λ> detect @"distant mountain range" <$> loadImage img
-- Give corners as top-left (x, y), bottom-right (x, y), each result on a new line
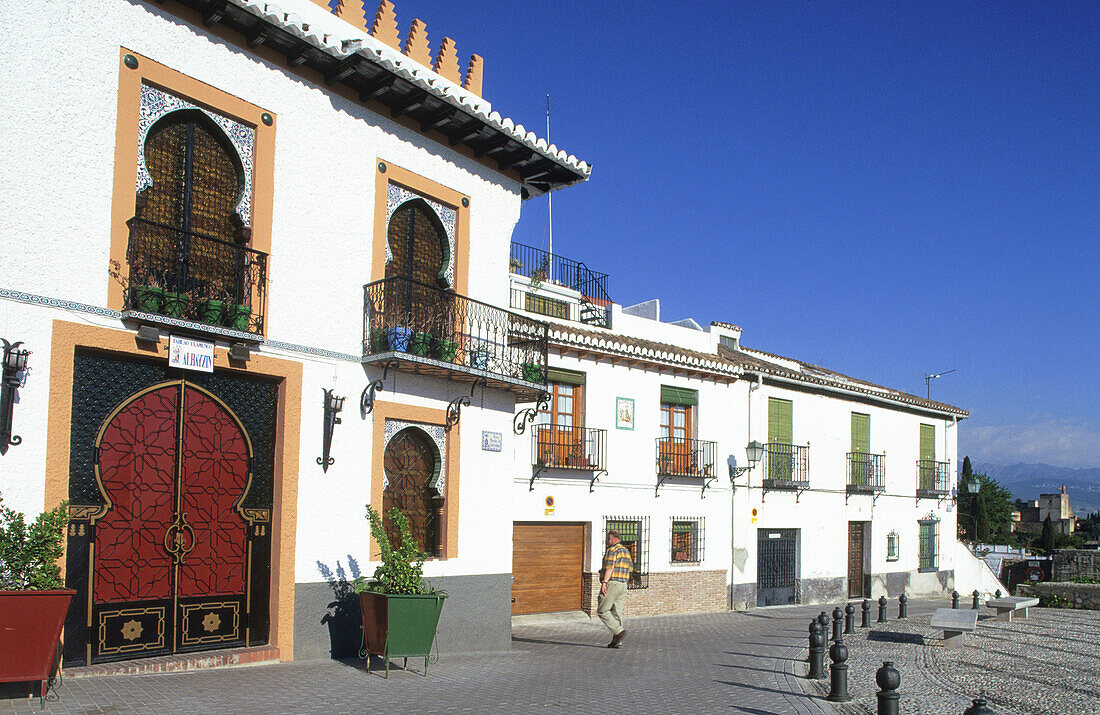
top-left (972, 462), bottom-right (1100, 517)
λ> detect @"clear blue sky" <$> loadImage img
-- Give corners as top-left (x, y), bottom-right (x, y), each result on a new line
top-left (400, 1), bottom-right (1099, 469)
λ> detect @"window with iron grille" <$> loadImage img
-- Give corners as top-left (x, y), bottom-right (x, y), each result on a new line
top-left (918, 520), bottom-right (939, 571)
top-left (886, 530), bottom-right (900, 562)
top-left (671, 517), bottom-right (704, 564)
top-left (525, 292), bottom-right (569, 320)
top-left (604, 516), bottom-right (649, 589)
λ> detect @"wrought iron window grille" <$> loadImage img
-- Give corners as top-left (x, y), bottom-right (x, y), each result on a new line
top-left (529, 424), bottom-right (608, 491)
top-left (670, 517), bottom-right (705, 564)
top-left (918, 519), bottom-right (939, 571)
top-left (845, 452), bottom-right (886, 503)
top-left (604, 516), bottom-right (649, 590)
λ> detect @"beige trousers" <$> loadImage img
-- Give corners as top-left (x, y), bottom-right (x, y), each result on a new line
top-left (597, 580), bottom-right (627, 635)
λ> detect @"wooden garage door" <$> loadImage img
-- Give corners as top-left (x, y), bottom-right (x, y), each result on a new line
top-left (512, 523), bottom-right (585, 615)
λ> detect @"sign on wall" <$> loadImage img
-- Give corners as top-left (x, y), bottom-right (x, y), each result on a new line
top-left (168, 335), bottom-right (214, 373)
top-left (481, 430), bottom-right (502, 452)
top-left (615, 397), bottom-right (634, 430)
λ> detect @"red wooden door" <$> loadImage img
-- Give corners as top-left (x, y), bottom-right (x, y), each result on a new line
top-left (91, 382), bottom-right (252, 662)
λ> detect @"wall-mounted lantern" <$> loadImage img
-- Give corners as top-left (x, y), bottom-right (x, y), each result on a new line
top-left (728, 440), bottom-right (765, 482)
top-left (0, 339), bottom-right (30, 455)
top-left (317, 388), bottom-right (345, 472)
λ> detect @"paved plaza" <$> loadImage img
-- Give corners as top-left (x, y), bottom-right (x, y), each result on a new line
top-left (3, 604), bottom-right (831, 714)
top-left (4, 599), bottom-right (1097, 714)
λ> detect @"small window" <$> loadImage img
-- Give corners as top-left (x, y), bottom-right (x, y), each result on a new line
top-left (605, 516), bottom-right (649, 589)
top-left (886, 531), bottom-right (899, 562)
top-left (719, 335), bottom-right (737, 349)
top-left (525, 292), bottom-right (569, 320)
top-left (918, 520), bottom-right (939, 571)
top-left (671, 517), bottom-right (704, 563)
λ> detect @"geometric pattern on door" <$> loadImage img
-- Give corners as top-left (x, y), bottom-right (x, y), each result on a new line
top-left (89, 381), bottom-right (253, 662)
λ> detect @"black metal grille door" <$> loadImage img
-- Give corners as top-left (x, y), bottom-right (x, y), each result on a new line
top-left (757, 528), bottom-right (798, 606)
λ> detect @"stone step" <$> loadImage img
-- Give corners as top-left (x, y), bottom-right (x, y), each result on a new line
top-left (64, 645), bottom-right (279, 679)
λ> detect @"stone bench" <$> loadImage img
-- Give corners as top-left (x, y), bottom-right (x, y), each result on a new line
top-left (986, 596), bottom-right (1039, 622)
top-left (930, 608), bottom-right (978, 649)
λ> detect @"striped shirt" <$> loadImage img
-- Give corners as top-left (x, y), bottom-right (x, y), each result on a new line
top-left (603, 543), bottom-right (633, 582)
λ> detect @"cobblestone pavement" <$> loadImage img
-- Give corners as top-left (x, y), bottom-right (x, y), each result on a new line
top-left (2, 604), bottom-right (835, 714)
top-left (807, 602), bottom-right (1100, 714)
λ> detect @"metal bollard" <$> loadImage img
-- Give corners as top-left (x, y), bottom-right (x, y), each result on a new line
top-left (995, 589), bottom-right (1002, 598)
top-left (875, 661), bottom-right (901, 715)
top-left (844, 602), bottom-right (855, 634)
top-left (832, 606), bottom-right (843, 642)
top-left (878, 595), bottom-right (888, 623)
top-left (861, 599), bottom-right (871, 628)
top-left (808, 622), bottom-right (826, 680)
top-left (962, 697), bottom-right (996, 714)
top-left (952, 590), bottom-right (959, 609)
top-left (826, 639), bottom-right (851, 702)
top-left (972, 589), bottom-right (980, 610)
top-left (807, 619), bottom-right (818, 663)
top-left (898, 593), bottom-right (908, 619)
top-left (818, 611), bottom-right (830, 637)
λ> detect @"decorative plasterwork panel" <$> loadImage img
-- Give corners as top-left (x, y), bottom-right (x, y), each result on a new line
top-left (136, 83), bottom-right (255, 228)
top-left (382, 419), bottom-right (447, 493)
top-left (385, 184), bottom-right (456, 288)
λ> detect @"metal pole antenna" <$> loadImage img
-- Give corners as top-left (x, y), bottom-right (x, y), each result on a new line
top-left (924, 369), bottom-right (956, 399)
top-left (546, 93), bottom-right (553, 283)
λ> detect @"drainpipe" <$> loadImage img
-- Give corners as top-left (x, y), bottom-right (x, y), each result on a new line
top-left (731, 372), bottom-right (763, 609)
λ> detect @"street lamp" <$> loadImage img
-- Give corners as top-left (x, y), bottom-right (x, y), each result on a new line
top-left (0, 339), bottom-right (30, 455)
top-left (729, 440), bottom-right (765, 481)
top-left (966, 476), bottom-right (980, 494)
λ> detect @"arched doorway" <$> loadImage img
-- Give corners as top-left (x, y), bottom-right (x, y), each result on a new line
top-left (382, 426), bottom-right (442, 556)
top-left (384, 200), bottom-right (453, 339)
top-left (84, 381), bottom-right (259, 662)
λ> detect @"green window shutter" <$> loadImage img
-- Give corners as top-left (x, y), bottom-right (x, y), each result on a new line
top-left (546, 367), bottom-right (585, 386)
top-left (660, 386), bottom-right (698, 406)
top-left (768, 398), bottom-right (792, 444)
top-left (851, 412), bottom-right (870, 454)
top-left (919, 424), bottom-right (936, 461)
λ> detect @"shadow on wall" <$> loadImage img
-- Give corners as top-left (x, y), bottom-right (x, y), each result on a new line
top-left (318, 557), bottom-right (364, 659)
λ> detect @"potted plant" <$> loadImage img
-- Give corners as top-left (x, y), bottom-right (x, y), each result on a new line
top-left (433, 337), bottom-right (458, 363)
top-left (508, 258), bottom-right (522, 274)
top-left (0, 493), bottom-right (75, 703)
top-left (521, 362), bottom-right (545, 383)
top-left (409, 331), bottom-right (433, 357)
top-left (539, 447), bottom-right (556, 467)
top-left (352, 505), bottom-right (446, 677)
top-left (370, 327), bottom-right (390, 353)
top-left (224, 303), bottom-right (252, 331)
top-left (390, 326), bottom-right (413, 352)
top-left (528, 254), bottom-right (549, 291)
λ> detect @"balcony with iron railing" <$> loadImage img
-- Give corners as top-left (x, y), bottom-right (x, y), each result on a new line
top-left (916, 459), bottom-right (951, 496)
top-left (532, 424), bottom-right (607, 472)
top-left (363, 275), bottom-right (549, 400)
top-left (122, 218), bottom-right (267, 337)
top-left (847, 452), bottom-right (886, 493)
top-left (509, 241), bottom-right (612, 328)
top-left (655, 437), bottom-right (717, 478)
top-left (762, 443), bottom-right (810, 489)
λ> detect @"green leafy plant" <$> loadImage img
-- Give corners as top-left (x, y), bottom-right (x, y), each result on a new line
top-left (529, 254), bottom-right (550, 290)
top-left (0, 494), bottom-right (68, 590)
top-left (352, 505), bottom-right (440, 596)
top-left (1038, 592), bottom-right (1072, 608)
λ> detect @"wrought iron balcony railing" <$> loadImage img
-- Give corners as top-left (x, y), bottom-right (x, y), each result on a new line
top-left (655, 437), bottom-right (717, 477)
top-left (123, 218), bottom-right (267, 334)
top-left (916, 459), bottom-right (951, 496)
top-left (532, 424), bottom-right (607, 471)
top-left (363, 276), bottom-right (548, 398)
top-left (763, 442), bottom-right (810, 488)
top-left (509, 241), bottom-right (612, 328)
top-left (847, 452), bottom-right (886, 492)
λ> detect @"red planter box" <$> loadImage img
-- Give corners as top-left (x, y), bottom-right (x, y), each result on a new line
top-left (0, 589), bottom-right (76, 697)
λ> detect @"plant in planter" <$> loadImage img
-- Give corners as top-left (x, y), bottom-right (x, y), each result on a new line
top-left (521, 362), bottom-right (545, 383)
top-left (352, 505), bottom-right (446, 677)
top-left (408, 331), bottom-right (433, 357)
top-left (224, 303), bottom-right (252, 331)
top-left (432, 336), bottom-right (459, 363)
top-left (0, 494), bottom-right (75, 703)
top-left (528, 254), bottom-right (550, 291)
top-left (369, 327), bottom-right (390, 353)
top-left (539, 447), bottom-right (556, 467)
top-left (508, 258), bottom-right (523, 274)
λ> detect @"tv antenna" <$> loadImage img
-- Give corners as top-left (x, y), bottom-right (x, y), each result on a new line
top-left (924, 369), bottom-right (955, 399)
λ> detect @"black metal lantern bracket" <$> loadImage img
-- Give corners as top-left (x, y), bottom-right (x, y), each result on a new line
top-left (0, 339), bottom-right (30, 455)
top-left (318, 388), bottom-right (345, 472)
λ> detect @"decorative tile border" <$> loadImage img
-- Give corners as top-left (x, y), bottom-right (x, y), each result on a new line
top-left (137, 84), bottom-right (255, 228)
top-left (385, 184), bottom-right (456, 288)
top-left (0, 288), bottom-right (122, 319)
top-left (382, 419), bottom-right (446, 493)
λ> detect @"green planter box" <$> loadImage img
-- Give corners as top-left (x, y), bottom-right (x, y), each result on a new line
top-left (199, 299), bottom-right (224, 325)
top-left (131, 285), bottom-right (164, 313)
top-left (409, 332), bottom-right (433, 357)
top-left (521, 362), bottom-right (545, 383)
top-left (359, 591), bottom-right (446, 676)
top-left (161, 291), bottom-right (188, 317)
top-left (225, 304), bottom-right (252, 331)
top-left (434, 338), bottom-right (458, 363)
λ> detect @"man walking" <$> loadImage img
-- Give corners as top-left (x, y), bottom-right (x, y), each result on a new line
top-left (598, 529), bottom-right (633, 648)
